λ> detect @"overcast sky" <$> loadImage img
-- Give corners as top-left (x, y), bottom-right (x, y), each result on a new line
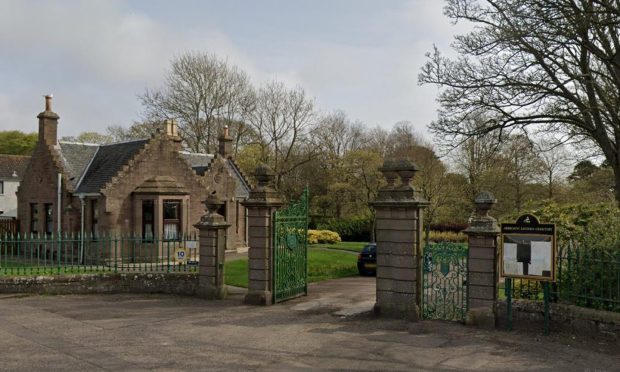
top-left (0, 0), bottom-right (470, 139)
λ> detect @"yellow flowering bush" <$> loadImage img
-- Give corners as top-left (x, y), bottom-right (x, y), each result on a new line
top-left (307, 229), bottom-right (342, 244)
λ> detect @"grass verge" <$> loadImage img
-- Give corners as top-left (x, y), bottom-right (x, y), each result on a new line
top-left (224, 249), bottom-right (358, 288)
top-left (309, 241), bottom-right (368, 252)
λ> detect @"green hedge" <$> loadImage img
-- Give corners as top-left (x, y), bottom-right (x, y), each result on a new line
top-left (506, 202), bottom-right (620, 250)
top-left (316, 216), bottom-right (372, 242)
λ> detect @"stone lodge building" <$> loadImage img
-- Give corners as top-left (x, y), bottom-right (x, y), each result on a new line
top-left (17, 96), bottom-right (250, 251)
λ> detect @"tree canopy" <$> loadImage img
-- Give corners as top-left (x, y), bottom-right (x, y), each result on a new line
top-left (419, 0), bottom-right (620, 204)
top-left (0, 131), bottom-right (37, 155)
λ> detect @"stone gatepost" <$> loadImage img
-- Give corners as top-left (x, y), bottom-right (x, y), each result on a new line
top-left (463, 191), bottom-right (500, 328)
top-left (371, 160), bottom-right (429, 321)
top-left (194, 193), bottom-right (230, 300)
top-left (242, 164), bottom-right (283, 305)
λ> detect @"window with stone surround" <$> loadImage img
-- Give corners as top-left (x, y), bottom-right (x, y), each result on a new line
top-left (44, 203), bottom-right (53, 235)
top-left (142, 200), bottom-right (154, 240)
top-left (91, 199), bottom-right (99, 235)
top-left (30, 203), bottom-right (38, 234)
top-left (163, 200), bottom-right (181, 240)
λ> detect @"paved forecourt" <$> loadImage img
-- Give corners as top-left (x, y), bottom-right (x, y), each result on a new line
top-left (0, 277), bottom-right (618, 371)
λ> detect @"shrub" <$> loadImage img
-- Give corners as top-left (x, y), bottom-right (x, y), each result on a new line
top-left (505, 202), bottom-right (620, 250)
top-left (427, 230), bottom-right (468, 243)
top-left (317, 216), bottom-right (372, 241)
top-left (307, 229), bottom-right (342, 244)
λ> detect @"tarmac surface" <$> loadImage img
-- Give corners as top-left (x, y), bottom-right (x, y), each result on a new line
top-left (0, 276), bottom-right (619, 371)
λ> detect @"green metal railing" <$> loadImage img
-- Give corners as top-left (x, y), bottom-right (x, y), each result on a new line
top-left (0, 233), bottom-right (199, 276)
top-left (509, 241), bottom-right (620, 313)
top-left (422, 242), bottom-right (468, 321)
top-left (273, 188), bottom-right (309, 303)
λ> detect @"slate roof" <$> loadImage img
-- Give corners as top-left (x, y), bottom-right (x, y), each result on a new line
top-left (0, 155), bottom-right (30, 180)
top-left (55, 139), bottom-right (251, 198)
top-left (179, 151), bottom-right (250, 198)
top-left (58, 142), bottom-right (99, 189)
top-left (75, 140), bottom-right (148, 194)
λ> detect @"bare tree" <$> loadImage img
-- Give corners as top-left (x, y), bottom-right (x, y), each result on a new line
top-left (139, 52), bottom-right (254, 153)
top-left (247, 81), bottom-right (317, 189)
top-left (500, 135), bottom-right (545, 211)
top-left (314, 111), bottom-right (365, 169)
top-left (106, 121), bottom-right (164, 142)
top-left (419, 0), bottom-right (620, 205)
top-left (534, 139), bottom-right (572, 199)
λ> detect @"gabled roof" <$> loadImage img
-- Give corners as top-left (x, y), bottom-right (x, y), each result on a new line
top-left (178, 151), bottom-right (251, 198)
top-left (75, 140), bottom-right (148, 194)
top-left (0, 155), bottom-right (30, 180)
top-left (226, 160), bottom-right (251, 198)
top-left (58, 142), bottom-right (99, 189)
top-left (56, 138), bottom-right (251, 198)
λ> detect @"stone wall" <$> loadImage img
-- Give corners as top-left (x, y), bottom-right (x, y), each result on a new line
top-left (16, 142), bottom-right (81, 235)
top-left (99, 135), bottom-right (235, 239)
top-left (496, 300), bottom-right (620, 342)
top-left (0, 273), bottom-right (198, 296)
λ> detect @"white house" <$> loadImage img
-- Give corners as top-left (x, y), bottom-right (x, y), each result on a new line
top-left (0, 155), bottom-right (30, 217)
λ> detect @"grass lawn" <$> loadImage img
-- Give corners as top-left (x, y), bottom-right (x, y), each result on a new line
top-left (224, 249), bottom-right (358, 288)
top-left (309, 241), bottom-right (368, 252)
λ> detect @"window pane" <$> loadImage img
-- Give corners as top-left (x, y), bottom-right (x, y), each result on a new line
top-left (45, 204), bottom-right (53, 234)
top-left (163, 201), bottom-right (180, 219)
top-left (142, 200), bottom-right (154, 240)
top-left (30, 203), bottom-right (38, 233)
top-left (163, 200), bottom-right (181, 240)
top-left (164, 223), bottom-right (179, 240)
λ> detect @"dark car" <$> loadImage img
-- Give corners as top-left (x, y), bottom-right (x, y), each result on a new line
top-left (357, 243), bottom-right (377, 276)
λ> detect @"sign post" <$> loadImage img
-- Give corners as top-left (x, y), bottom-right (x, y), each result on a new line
top-left (500, 214), bottom-right (556, 335)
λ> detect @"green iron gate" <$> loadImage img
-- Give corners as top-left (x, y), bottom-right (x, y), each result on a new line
top-left (273, 188), bottom-right (309, 303)
top-left (422, 242), bottom-right (468, 321)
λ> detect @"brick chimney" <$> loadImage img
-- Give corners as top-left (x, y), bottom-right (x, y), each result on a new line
top-left (37, 94), bottom-right (59, 147)
top-left (218, 125), bottom-right (233, 157)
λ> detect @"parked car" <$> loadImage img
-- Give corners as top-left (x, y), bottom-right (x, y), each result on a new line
top-left (357, 243), bottom-right (376, 276)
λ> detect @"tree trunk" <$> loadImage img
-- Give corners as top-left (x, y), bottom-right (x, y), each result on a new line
top-left (548, 171), bottom-right (553, 199)
top-left (614, 164), bottom-right (620, 207)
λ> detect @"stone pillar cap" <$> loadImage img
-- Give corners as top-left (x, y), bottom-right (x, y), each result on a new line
top-left (253, 163), bottom-right (275, 185)
top-left (195, 192), bottom-right (229, 227)
top-left (475, 191), bottom-right (497, 204)
top-left (379, 159), bottom-right (420, 172)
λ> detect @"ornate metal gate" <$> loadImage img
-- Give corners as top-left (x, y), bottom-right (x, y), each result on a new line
top-left (422, 242), bottom-right (468, 321)
top-left (273, 188), bottom-right (309, 303)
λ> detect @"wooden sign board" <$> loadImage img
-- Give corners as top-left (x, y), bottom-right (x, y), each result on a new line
top-left (500, 214), bottom-right (556, 281)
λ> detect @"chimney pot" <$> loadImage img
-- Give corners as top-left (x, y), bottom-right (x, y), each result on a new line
top-left (45, 94), bottom-right (53, 111)
top-left (218, 124), bottom-right (233, 157)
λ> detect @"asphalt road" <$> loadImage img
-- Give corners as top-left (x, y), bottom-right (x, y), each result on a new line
top-left (0, 277), bottom-right (618, 371)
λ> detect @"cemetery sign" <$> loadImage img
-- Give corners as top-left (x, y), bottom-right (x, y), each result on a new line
top-left (500, 214), bottom-right (556, 281)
